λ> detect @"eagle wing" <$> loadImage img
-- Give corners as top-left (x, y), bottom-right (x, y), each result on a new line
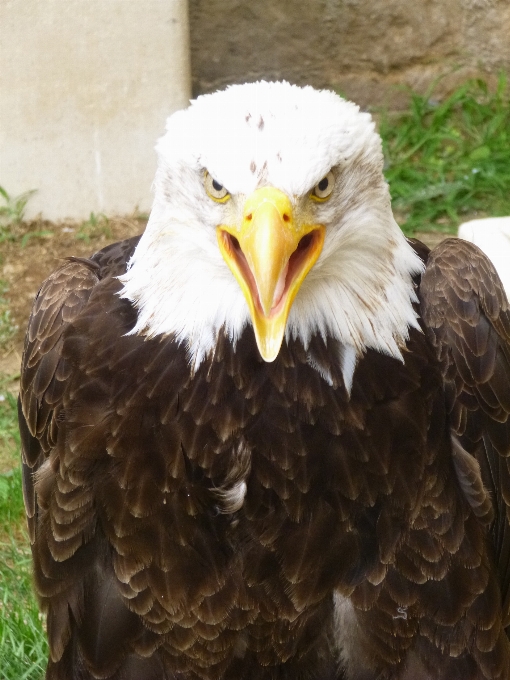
top-left (19, 256), bottom-right (101, 540)
top-left (19, 237), bottom-right (140, 539)
top-left (419, 237), bottom-right (510, 627)
top-left (18, 237), bottom-right (145, 676)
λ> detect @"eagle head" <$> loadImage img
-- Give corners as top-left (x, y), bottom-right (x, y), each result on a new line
top-left (120, 81), bottom-right (423, 371)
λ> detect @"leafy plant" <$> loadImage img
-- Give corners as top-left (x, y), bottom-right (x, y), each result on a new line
top-left (0, 186), bottom-right (36, 242)
top-left (380, 74), bottom-right (510, 234)
top-left (76, 212), bottom-right (112, 242)
top-left (19, 230), bottom-right (53, 249)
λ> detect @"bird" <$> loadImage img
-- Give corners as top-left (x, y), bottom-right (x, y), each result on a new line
top-left (18, 80), bottom-right (510, 680)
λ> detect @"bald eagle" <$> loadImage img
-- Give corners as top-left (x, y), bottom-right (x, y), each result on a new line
top-left (19, 82), bottom-right (510, 680)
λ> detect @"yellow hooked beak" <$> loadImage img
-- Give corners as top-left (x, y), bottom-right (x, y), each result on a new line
top-left (217, 187), bottom-right (325, 362)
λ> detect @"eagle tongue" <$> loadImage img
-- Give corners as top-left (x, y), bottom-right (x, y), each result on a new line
top-left (269, 261), bottom-right (289, 314)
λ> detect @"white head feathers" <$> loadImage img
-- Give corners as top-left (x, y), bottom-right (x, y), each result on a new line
top-left (120, 81), bottom-right (423, 372)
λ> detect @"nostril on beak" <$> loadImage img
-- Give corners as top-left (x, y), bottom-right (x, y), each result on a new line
top-left (245, 213), bottom-right (253, 222)
top-left (282, 213), bottom-right (290, 223)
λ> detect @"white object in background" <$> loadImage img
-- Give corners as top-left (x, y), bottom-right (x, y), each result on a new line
top-left (0, 0), bottom-right (191, 221)
top-left (458, 217), bottom-right (510, 297)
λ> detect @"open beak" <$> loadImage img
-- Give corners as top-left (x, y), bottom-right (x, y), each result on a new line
top-left (217, 187), bottom-right (325, 361)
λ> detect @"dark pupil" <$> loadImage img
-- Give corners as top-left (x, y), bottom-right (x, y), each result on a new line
top-left (212, 179), bottom-right (223, 192)
top-left (318, 177), bottom-right (329, 192)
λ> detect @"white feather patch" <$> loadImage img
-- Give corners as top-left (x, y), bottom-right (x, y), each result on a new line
top-left (119, 81), bottom-right (424, 372)
top-left (211, 439), bottom-right (252, 515)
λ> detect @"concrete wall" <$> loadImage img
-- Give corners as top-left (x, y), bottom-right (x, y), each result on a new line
top-left (189, 0), bottom-right (510, 109)
top-left (2, 0), bottom-right (509, 221)
top-left (0, 0), bottom-right (191, 221)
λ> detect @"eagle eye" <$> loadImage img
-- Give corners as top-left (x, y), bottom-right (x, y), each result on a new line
top-left (204, 171), bottom-right (230, 202)
top-left (311, 171), bottom-right (335, 201)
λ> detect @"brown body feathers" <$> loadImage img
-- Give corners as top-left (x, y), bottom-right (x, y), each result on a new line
top-left (18, 236), bottom-right (510, 679)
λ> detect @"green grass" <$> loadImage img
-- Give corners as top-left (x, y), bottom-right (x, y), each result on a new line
top-left (0, 536), bottom-right (47, 680)
top-left (76, 211), bottom-right (112, 242)
top-left (380, 74), bottom-right (510, 234)
top-left (0, 280), bottom-right (18, 350)
top-left (0, 390), bottom-right (48, 679)
top-left (0, 390), bottom-right (20, 471)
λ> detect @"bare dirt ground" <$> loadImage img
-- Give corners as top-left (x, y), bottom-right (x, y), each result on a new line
top-left (0, 216), bottom-right (147, 385)
top-left (0, 219), bottom-right (448, 390)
